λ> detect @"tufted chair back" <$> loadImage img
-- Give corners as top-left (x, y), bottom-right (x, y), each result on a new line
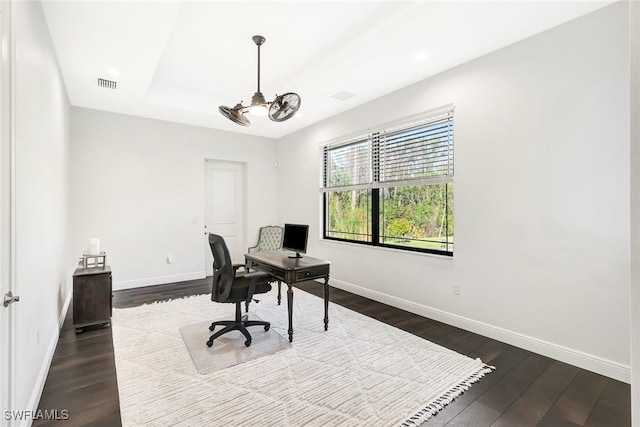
top-left (248, 226), bottom-right (284, 253)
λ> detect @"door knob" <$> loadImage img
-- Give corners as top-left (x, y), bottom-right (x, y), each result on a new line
top-left (3, 291), bottom-right (20, 308)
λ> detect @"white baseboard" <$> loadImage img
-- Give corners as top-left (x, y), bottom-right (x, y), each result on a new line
top-left (22, 290), bottom-right (72, 427)
top-left (328, 278), bottom-right (631, 384)
top-left (59, 290), bottom-right (71, 329)
top-left (113, 271), bottom-right (206, 291)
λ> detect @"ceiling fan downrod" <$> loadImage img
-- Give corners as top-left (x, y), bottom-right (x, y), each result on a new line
top-left (253, 35), bottom-right (265, 94)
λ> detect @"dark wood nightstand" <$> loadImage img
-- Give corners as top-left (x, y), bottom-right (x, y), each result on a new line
top-left (72, 265), bottom-right (112, 333)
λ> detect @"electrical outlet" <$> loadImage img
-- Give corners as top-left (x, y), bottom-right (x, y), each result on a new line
top-left (452, 282), bottom-right (461, 295)
top-left (166, 255), bottom-right (173, 264)
top-left (36, 328), bottom-right (40, 345)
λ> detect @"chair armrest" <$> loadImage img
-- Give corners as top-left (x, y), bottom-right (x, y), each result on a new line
top-left (232, 262), bottom-right (245, 276)
top-left (248, 246), bottom-right (258, 253)
top-left (243, 270), bottom-right (268, 278)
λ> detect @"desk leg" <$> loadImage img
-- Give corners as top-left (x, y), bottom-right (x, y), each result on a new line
top-left (287, 283), bottom-right (294, 342)
top-left (323, 277), bottom-right (329, 331)
top-left (277, 281), bottom-right (282, 305)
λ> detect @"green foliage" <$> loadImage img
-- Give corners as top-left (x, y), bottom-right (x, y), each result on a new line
top-left (327, 190), bottom-right (371, 241)
top-left (326, 183), bottom-right (454, 251)
top-left (387, 218), bottom-right (411, 237)
top-left (381, 184), bottom-right (452, 242)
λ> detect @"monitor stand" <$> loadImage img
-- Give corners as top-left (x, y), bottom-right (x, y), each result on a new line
top-left (288, 252), bottom-right (304, 259)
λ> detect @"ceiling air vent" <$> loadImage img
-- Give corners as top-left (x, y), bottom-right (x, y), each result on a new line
top-left (97, 78), bottom-right (117, 90)
top-left (330, 90), bottom-right (355, 101)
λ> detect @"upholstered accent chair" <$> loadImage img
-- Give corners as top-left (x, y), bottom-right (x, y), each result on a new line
top-left (245, 225), bottom-right (284, 310)
top-left (248, 225), bottom-right (284, 253)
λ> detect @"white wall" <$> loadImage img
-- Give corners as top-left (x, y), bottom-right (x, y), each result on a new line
top-left (70, 108), bottom-right (278, 290)
top-left (629, 0), bottom-right (640, 422)
top-left (12, 0), bottom-right (72, 417)
top-left (277, 3), bottom-right (631, 381)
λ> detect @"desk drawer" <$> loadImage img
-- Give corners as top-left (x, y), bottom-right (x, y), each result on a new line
top-left (252, 264), bottom-right (280, 279)
top-left (295, 268), bottom-right (326, 281)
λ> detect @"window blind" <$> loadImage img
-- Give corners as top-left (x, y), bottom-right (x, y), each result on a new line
top-left (322, 135), bottom-right (372, 192)
top-left (377, 113), bottom-right (453, 187)
top-left (321, 110), bottom-right (453, 192)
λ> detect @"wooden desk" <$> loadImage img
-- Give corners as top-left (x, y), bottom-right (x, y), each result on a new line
top-left (244, 251), bottom-right (330, 342)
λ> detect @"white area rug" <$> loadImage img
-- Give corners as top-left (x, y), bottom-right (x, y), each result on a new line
top-left (112, 288), bottom-right (492, 427)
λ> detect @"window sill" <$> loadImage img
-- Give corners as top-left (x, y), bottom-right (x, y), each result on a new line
top-left (319, 237), bottom-right (454, 260)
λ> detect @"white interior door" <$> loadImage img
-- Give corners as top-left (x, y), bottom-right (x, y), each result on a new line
top-left (204, 159), bottom-right (246, 276)
top-left (0, 3), bottom-right (15, 419)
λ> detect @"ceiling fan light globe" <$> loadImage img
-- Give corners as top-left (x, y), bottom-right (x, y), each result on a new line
top-left (249, 104), bottom-right (268, 117)
top-left (249, 91), bottom-right (268, 116)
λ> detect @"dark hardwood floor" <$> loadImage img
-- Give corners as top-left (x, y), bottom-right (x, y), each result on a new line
top-left (35, 278), bottom-right (631, 426)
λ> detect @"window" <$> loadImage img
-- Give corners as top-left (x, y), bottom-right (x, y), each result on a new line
top-left (321, 109), bottom-right (454, 255)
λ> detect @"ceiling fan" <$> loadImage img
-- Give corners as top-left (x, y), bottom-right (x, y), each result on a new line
top-left (219, 35), bottom-right (301, 127)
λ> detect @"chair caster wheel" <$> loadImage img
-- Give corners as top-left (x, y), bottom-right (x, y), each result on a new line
top-left (209, 324), bottom-right (215, 331)
top-left (206, 339), bottom-right (213, 347)
top-left (264, 325), bottom-right (270, 331)
top-left (245, 339), bottom-right (251, 347)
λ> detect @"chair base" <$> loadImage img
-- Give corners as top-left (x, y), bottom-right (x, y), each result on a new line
top-left (207, 301), bottom-right (270, 348)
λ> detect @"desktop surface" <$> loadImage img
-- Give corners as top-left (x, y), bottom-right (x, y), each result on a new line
top-left (246, 250), bottom-right (330, 270)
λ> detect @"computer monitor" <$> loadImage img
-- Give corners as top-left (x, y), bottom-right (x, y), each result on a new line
top-left (282, 223), bottom-right (309, 258)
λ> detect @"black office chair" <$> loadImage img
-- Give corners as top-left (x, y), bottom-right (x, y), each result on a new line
top-left (207, 233), bottom-right (272, 348)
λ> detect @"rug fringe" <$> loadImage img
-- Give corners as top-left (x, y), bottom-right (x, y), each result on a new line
top-left (400, 359), bottom-right (495, 426)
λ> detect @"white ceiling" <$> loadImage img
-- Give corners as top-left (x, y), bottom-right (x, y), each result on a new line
top-left (41, 1), bottom-right (614, 139)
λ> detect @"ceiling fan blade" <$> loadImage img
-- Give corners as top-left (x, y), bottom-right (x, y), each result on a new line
top-left (219, 105), bottom-right (250, 126)
top-left (268, 92), bottom-right (301, 122)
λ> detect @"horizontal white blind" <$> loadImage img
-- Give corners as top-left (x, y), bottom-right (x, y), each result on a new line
top-left (322, 136), bottom-right (372, 191)
top-left (377, 113), bottom-right (453, 187)
top-left (321, 110), bottom-right (453, 192)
